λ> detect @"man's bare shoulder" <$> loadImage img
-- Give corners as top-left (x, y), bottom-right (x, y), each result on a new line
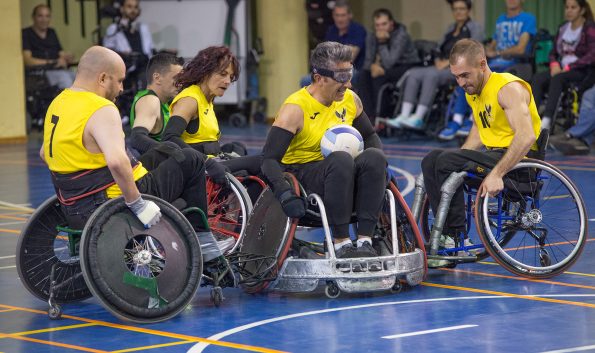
top-left (274, 103), bottom-right (304, 133)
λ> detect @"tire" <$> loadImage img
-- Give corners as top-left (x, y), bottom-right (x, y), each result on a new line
top-left (475, 159), bottom-right (587, 278)
top-left (17, 196), bottom-right (92, 303)
top-left (79, 195), bottom-right (202, 323)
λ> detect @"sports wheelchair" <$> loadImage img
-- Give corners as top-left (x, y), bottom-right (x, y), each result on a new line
top-left (410, 130), bottom-right (588, 278)
top-left (16, 173), bottom-right (256, 322)
top-left (234, 173), bottom-right (426, 298)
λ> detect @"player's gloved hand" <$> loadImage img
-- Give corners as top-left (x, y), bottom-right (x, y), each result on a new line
top-left (206, 158), bottom-right (230, 187)
top-left (275, 187), bottom-right (306, 219)
top-left (126, 196), bottom-right (162, 228)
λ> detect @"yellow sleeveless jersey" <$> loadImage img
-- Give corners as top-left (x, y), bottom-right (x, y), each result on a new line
top-left (465, 72), bottom-right (541, 150)
top-left (44, 89), bottom-right (147, 198)
top-left (170, 85), bottom-right (221, 144)
top-left (281, 88), bottom-right (357, 164)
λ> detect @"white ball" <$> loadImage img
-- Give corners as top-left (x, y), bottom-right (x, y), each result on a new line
top-left (320, 124), bottom-right (364, 158)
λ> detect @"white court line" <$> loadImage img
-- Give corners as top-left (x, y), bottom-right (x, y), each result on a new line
top-left (0, 221), bottom-right (26, 227)
top-left (0, 255), bottom-right (16, 260)
top-left (388, 165), bottom-right (416, 197)
top-left (541, 345), bottom-right (595, 353)
top-left (382, 324), bottom-right (478, 339)
top-left (0, 265), bottom-right (16, 270)
top-left (589, 218), bottom-right (595, 222)
top-left (0, 200), bottom-right (34, 213)
top-left (187, 294), bottom-right (595, 353)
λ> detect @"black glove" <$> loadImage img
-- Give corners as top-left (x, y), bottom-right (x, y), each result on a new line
top-left (275, 188), bottom-right (306, 219)
top-left (205, 158), bottom-right (230, 186)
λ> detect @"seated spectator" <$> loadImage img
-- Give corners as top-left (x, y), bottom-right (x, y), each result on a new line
top-left (549, 84), bottom-right (595, 155)
top-left (22, 4), bottom-right (76, 89)
top-left (441, 0), bottom-right (537, 139)
top-left (357, 8), bottom-right (419, 120)
top-left (388, 0), bottom-right (484, 133)
top-left (103, 0), bottom-right (153, 86)
top-left (531, 0), bottom-right (595, 130)
top-left (300, 0), bottom-right (367, 87)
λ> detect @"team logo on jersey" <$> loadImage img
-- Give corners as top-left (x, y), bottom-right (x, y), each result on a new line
top-left (478, 104), bottom-right (493, 129)
top-left (204, 108), bottom-right (209, 115)
top-left (309, 112), bottom-right (320, 120)
top-left (335, 108), bottom-right (346, 122)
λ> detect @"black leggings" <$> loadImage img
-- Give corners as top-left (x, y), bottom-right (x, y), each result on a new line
top-left (286, 148), bottom-right (387, 238)
top-left (531, 68), bottom-right (592, 118)
top-left (421, 148), bottom-right (505, 233)
top-left (137, 148), bottom-right (208, 229)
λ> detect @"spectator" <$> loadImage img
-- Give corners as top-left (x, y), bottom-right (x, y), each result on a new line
top-left (531, 0), bottom-right (595, 130)
top-left (357, 8), bottom-right (419, 120)
top-left (549, 84), bottom-right (595, 155)
top-left (446, 0), bottom-right (537, 139)
top-left (388, 0), bottom-right (484, 134)
top-left (22, 4), bottom-right (76, 89)
top-left (300, 0), bottom-right (367, 87)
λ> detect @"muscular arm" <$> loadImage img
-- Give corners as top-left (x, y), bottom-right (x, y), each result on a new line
top-left (86, 105), bottom-right (141, 203)
top-left (162, 97), bottom-right (196, 149)
top-left (480, 82), bottom-right (536, 196)
top-left (461, 123), bottom-right (483, 150)
top-left (130, 95), bottom-right (161, 153)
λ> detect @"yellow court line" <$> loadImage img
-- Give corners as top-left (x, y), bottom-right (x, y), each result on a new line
top-left (7, 323), bottom-right (98, 336)
top-left (439, 268), bottom-right (595, 290)
top-left (0, 304), bottom-right (288, 353)
top-left (0, 214), bottom-right (27, 221)
top-left (421, 282), bottom-right (595, 308)
top-left (0, 206), bottom-right (33, 213)
top-left (477, 261), bottom-right (595, 277)
top-left (111, 340), bottom-right (195, 352)
top-left (0, 333), bottom-right (109, 353)
top-left (502, 237), bottom-right (595, 252)
top-left (0, 309), bottom-right (16, 313)
top-left (0, 228), bottom-right (19, 234)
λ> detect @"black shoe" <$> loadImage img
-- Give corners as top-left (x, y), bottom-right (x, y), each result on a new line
top-left (203, 256), bottom-right (237, 288)
top-left (356, 242), bottom-right (379, 258)
top-left (335, 243), bottom-right (357, 258)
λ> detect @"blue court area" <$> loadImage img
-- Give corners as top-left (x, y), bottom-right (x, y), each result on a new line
top-left (0, 126), bottom-right (594, 353)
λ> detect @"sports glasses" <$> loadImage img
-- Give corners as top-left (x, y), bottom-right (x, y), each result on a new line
top-left (312, 66), bottom-right (353, 84)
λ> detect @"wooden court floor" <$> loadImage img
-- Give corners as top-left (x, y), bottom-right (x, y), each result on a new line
top-left (0, 127), bottom-right (594, 353)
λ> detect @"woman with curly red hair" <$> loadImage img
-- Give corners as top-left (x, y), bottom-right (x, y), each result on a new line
top-left (162, 46), bottom-right (262, 176)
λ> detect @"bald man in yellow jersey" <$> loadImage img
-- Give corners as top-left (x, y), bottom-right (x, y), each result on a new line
top-left (261, 42), bottom-right (387, 263)
top-left (421, 39), bottom-right (541, 266)
top-left (40, 46), bottom-right (234, 285)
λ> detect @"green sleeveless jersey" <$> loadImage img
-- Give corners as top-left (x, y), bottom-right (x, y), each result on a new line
top-left (129, 89), bottom-right (170, 141)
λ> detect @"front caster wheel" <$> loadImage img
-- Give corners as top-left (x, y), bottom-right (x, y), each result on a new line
top-left (48, 304), bottom-right (62, 320)
top-left (325, 282), bottom-right (340, 299)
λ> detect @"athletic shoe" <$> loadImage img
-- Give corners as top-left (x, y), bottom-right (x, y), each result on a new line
top-left (441, 235), bottom-right (477, 255)
top-left (400, 116), bottom-right (424, 131)
top-left (356, 242), bottom-right (379, 257)
top-left (427, 258), bottom-right (455, 268)
top-left (335, 243), bottom-right (358, 258)
top-left (386, 114), bottom-right (409, 129)
top-left (455, 119), bottom-right (473, 137)
top-left (437, 121), bottom-right (461, 140)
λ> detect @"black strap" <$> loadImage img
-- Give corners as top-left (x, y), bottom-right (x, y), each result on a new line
top-left (162, 115), bottom-right (192, 149)
top-left (130, 126), bottom-right (160, 155)
top-left (261, 126), bottom-right (295, 193)
top-left (352, 111), bottom-right (382, 149)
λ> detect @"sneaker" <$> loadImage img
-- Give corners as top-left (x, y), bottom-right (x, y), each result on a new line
top-left (551, 136), bottom-right (590, 155)
top-left (455, 119), bottom-right (473, 137)
top-left (216, 237), bottom-right (236, 254)
top-left (386, 114), bottom-right (409, 129)
top-left (400, 116), bottom-right (424, 130)
top-left (356, 241), bottom-right (379, 258)
top-left (335, 243), bottom-right (357, 258)
top-left (427, 258), bottom-right (454, 268)
top-left (437, 121), bottom-right (461, 141)
top-left (440, 235), bottom-right (477, 255)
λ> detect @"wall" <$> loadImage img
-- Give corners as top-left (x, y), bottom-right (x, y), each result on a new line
top-left (0, 0), bottom-right (26, 139)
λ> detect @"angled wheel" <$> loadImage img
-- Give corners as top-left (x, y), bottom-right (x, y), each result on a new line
top-left (80, 195), bottom-right (202, 323)
top-left (475, 159), bottom-right (587, 278)
top-left (207, 173), bottom-right (253, 254)
top-left (17, 196), bottom-right (91, 303)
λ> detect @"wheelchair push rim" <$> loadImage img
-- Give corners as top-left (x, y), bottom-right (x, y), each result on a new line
top-left (79, 195), bottom-right (202, 323)
top-left (475, 160), bottom-right (588, 278)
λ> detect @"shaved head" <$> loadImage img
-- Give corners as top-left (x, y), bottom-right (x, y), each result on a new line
top-left (76, 46), bottom-right (125, 80)
top-left (74, 46), bottom-right (126, 101)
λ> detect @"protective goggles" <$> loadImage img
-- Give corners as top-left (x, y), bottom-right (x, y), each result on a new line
top-left (312, 66), bottom-right (353, 84)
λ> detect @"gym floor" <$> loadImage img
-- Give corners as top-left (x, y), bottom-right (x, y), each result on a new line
top-left (0, 125), bottom-right (593, 353)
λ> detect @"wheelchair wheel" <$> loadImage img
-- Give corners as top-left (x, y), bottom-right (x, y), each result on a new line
top-left (207, 173), bottom-right (253, 254)
top-left (17, 196), bottom-right (91, 303)
top-left (475, 159), bottom-right (587, 278)
top-left (236, 174), bottom-right (299, 293)
top-left (79, 195), bottom-right (202, 323)
top-left (378, 183), bottom-right (426, 256)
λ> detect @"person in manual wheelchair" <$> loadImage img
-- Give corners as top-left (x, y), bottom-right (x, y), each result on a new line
top-left (261, 41), bottom-right (387, 264)
top-left (39, 46), bottom-right (234, 288)
top-left (421, 38), bottom-right (542, 268)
